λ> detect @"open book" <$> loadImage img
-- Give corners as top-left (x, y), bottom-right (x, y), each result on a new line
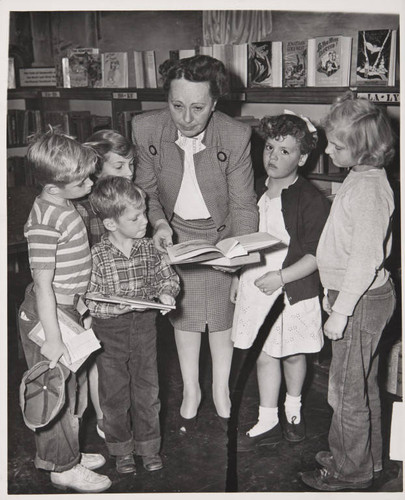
top-left (166, 232), bottom-right (286, 265)
top-left (28, 308), bottom-right (101, 373)
top-left (85, 293), bottom-right (176, 311)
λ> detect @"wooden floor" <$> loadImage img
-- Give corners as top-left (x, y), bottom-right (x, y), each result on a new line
top-left (8, 306), bottom-right (403, 495)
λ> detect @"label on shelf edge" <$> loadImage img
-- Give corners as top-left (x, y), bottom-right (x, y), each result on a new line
top-left (112, 92), bottom-right (138, 99)
top-left (41, 91), bottom-right (60, 98)
top-left (357, 92), bottom-right (399, 103)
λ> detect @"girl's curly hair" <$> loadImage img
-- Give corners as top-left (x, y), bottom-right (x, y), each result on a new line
top-left (259, 114), bottom-right (318, 154)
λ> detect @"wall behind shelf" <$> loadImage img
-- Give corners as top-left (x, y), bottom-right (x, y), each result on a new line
top-left (23, 10), bottom-right (399, 89)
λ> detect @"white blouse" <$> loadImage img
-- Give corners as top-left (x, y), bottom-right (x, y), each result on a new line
top-left (173, 130), bottom-right (211, 220)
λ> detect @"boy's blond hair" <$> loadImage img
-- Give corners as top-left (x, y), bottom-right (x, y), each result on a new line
top-left (27, 127), bottom-right (98, 186)
top-left (89, 176), bottom-right (146, 221)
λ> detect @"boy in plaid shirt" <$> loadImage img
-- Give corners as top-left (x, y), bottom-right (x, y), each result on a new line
top-left (85, 176), bottom-right (180, 475)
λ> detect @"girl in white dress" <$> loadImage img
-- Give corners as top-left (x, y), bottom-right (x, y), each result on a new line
top-left (231, 112), bottom-right (330, 450)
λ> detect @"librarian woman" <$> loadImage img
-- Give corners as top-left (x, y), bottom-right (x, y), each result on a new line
top-left (132, 55), bottom-right (258, 432)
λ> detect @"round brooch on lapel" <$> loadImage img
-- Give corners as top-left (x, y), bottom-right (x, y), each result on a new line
top-left (217, 151), bottom-right (227, 162)
top-left (149, 145), bottom-right (157, 156)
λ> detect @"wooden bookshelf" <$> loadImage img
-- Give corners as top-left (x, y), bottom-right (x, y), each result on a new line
top-left (8, 85), bottom-right (400, 105)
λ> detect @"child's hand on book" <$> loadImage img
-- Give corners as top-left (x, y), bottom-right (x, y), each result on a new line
top-left (213, 265), bottom-right (242, 273)
top-left (41, 338), bottom-right (71, 369)
top-left (158, 294), bottom-right (176, 315)
top-left (112, 303), bottom-right (143, 315)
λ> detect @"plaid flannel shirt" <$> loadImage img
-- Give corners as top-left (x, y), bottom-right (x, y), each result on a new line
top-left (86, 233), bottom-right (180, 318)
top-left (75, 198), bottom-right (106, 247)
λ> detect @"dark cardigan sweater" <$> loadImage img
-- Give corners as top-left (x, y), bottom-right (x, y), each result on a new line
top-left (256, 175), bottom-right (331, 305)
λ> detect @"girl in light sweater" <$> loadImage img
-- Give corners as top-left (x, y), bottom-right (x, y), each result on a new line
top-left (301, 92), bottom-right (397, 492)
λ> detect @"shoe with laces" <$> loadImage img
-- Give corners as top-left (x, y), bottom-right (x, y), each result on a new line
top-left (116, 453), bottom-right (136, 474)
top-left (316, 451), bottom-right (383, 479)
top-left (50, 464), bottom-right (112, 493)
top-left (300, 467), bottom-right (372, 491)
top-left (80, 453), bottom-right (106, 470)
top-left (282, 415), bottom-right (306, 443)
top-left (142, 454), bottom-right (163, 471)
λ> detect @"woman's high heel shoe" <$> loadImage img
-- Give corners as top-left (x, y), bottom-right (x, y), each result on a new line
top-left (179, 414), bottom-right (198, 436)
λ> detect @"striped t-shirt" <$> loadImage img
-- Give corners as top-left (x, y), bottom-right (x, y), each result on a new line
top-left (24, 196), bottom-right (92, 300)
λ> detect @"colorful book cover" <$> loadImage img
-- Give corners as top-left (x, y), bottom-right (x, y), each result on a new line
top-left (248, 41), bottom-right (282, 88)
top-left (307, 35), bottom-right (352, 87)
top-left (356, 29), bottom-right (397, 86)
top-left (283, 40), bottom-right (307, 87)
top-left (102, 52), bottom-right (128, 88)
top-left (67, 50), bottom-right (89, 87)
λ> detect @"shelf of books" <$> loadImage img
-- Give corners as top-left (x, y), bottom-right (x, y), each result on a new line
top-left (8, 85), bottom-right (400, 105)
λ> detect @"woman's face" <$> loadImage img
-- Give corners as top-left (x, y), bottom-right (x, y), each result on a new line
top-left (168, 78), bottom-right (217, 138)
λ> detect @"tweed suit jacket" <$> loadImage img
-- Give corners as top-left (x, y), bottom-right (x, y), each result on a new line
top-left (132, 108), bottom-right (258, 239)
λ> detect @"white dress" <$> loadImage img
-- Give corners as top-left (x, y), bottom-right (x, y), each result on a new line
top-left (231, 191), bottom-right (324, 358)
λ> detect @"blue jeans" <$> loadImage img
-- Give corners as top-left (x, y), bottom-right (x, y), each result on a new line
top-left (327, 278), bottom-right (396, 483)
top-left (92, 310), bottom-right (161, 457)
top-left (18, 283), bottom-right (88, 472)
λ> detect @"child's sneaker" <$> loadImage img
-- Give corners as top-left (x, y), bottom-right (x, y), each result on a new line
top-left (50, 464), bottom-right (112, 493)
top-left (80, 452), bottom-right (106, 470)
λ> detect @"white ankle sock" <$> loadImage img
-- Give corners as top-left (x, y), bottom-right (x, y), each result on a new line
top-left (247, 406), bottom-right (278, 437)
top-left (284, 393), bottom-right (302, 424)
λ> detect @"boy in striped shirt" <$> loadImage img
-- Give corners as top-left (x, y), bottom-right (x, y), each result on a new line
top-left (18, 128), bottom-right (112, 493)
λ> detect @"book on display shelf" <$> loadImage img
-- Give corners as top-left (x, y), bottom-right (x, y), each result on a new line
top-left (178, 49), bottom-right (196, 58)
top-left (356, 29), bottom-right (397, 86)
top-left (199, 46), bottom-right (213, 56)
top-left (248, 41), bottom-right (282, 88)
top-left (283, 39), bottom-right (308, 87)
top-left (85, 293), bottom-right (176, 311)
top-left (63, 48), bottom-right (102, 88)
top-left (102, 52), bottom-right (128, 88)
top-left (134, 50), bottom-right (157, 88)
top-left (166, 232), bottom-right (286, 265)
top-left (307, 35), bottom-right (352, 87)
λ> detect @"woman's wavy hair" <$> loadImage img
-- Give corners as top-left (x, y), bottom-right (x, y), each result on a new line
top-left (323, 91), bottom-right (395, 168)
top-left (159, 55), bottom-right (229, 99)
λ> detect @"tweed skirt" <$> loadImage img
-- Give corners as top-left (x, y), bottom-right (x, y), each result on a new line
top-left (168, 213), bottom-right (234, 333)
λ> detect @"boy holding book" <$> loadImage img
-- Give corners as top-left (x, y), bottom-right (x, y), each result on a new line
top-left (18, 128), bottom-right (112, 493)
top-left (85, 176), bottom-right (180, 474)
